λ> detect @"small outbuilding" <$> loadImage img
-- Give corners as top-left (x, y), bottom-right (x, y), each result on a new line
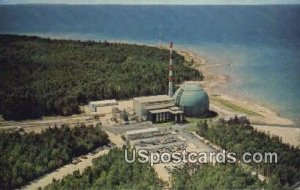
top-left (89, 99), bottom-right (118, 112)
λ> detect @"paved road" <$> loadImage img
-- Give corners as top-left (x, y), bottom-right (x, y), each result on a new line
top-left (0, 115), bottom-right (94, 133)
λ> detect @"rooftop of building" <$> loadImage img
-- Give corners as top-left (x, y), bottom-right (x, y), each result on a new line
top-left (149, 107), bottom-right (183, 114)
top-left (170, 106), bottom-right (181, 111)
top-left (149, 109), bottom-right (171, 114)
top-left (133, 95), bottom-right (174, 103)
top-left (145, 103), bottom-right (175, 110)
top-left (169, 109), bottom-right (184, 114)
top-left (89, 99), bottom-right (118, 106)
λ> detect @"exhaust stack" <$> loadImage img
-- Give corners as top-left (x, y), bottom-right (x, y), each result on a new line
top-left (168, 42), bottom-right (174, 97)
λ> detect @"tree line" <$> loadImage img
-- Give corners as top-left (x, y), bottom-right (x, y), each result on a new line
top-left (171, 164), bottom-right (270, 190)
top-left (197, 116), bottom-right (300, 188)
top-left (45, 148), bottom-right (273, 190)
top-left (0, 34), bottom-right (202, 120)
top-left (44, 148), bottom-right (163, 190)
top-left (0, 125), bottom-right (109, 189)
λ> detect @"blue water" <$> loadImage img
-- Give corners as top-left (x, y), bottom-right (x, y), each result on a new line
top-left (1, 5), bottom-right (300, 122)
top-left (188, 44), bottom-right (300, 122)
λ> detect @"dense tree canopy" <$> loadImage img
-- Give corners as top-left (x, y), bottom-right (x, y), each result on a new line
top-left (197, 117), bottom-right (300, 188)
top-left (0, 125), bottom-right (109, 189)
top-left (45, 149), bottom-right (273, 190)
top-left (45, 148), bottom-right (163, 190)
top-left (0, 34), bottom-right (202, 120)
top-left (172, 164), bottom-right (265, 190)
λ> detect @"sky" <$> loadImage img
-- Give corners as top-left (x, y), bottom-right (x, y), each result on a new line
top-left (1, 0), bottom-right (300, 5)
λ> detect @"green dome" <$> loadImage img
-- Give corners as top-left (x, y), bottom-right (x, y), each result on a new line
top-left (173, 83), bottom-right (209, 116)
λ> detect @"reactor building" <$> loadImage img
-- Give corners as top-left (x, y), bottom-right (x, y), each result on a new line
top-left (173, 82), bottom-right (209, 117)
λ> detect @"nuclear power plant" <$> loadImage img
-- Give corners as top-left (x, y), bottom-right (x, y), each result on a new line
top-left (89, 42), bottom-right (209, 123)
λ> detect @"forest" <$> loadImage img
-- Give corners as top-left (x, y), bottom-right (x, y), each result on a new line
top-left (44, 148), bottom-right (163, 190)
top-left (0, 125), bottom-right (109, 189)
top-left (0, 34), bottom-right (202, 120)
top-left (171, 164), bottom-right (273, 190)
top-left (45, 149), bottom-right (277, 190)
top-left (197, 117), bottom-right (300, 188)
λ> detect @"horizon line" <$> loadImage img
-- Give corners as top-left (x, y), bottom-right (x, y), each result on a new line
top-left (1, 3), bottom-right (300, 5)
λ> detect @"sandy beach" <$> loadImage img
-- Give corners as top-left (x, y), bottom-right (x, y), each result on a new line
top-left (177, 49), bottom-right (300, 147)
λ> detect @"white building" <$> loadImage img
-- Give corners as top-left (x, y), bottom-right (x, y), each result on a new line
top-left (133, 95), bottom-right (183, 123)
top-left (89, 99), bottom-right (118, 112)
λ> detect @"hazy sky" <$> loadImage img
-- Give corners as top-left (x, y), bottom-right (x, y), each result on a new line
top-left (1, 0), bottom-right (300, 5)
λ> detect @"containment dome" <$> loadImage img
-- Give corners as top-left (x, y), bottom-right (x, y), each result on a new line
top-left (173, 83), bottom-right (209, 117)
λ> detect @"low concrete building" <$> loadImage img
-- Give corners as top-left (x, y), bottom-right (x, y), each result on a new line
top-left (133, 95), bottom-right (183, 123)
top-left (89, 99), bottom-right (118, 112)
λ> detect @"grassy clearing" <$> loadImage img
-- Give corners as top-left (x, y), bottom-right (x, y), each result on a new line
top-left (184, 125), bottom-right (199, 132)
top-left (153, 122), bottom-right (174, 128)
top-left (184, 117), bottom-right (212, 132)
top-left (185, 117), bottom-right (207, 124)
top-left (212, 97), bottom-right (261, 116)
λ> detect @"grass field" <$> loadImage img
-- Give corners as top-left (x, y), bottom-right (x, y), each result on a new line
top-left (184, 117), bottom-right (214, 132)
top-left (212, 97), bottom-right (261, 116)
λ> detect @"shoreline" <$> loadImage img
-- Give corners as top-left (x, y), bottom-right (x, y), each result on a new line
top-left (0, 33), bottom-right (298, 146)
top-left (177, 48), bottom-right (300, 147)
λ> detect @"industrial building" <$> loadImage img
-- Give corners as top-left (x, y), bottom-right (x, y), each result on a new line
top-left (87, 42), bottom-right (210, 123)
top-left (173, 82), bottom-right (209, 117)
top-left (88, 99), bottom-right (118, 112)
top-left (133, 95), bottom-right (184, 123)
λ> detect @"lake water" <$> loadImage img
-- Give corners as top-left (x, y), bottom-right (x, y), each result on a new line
top-left (1, 4), bottom-right (299, 123)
